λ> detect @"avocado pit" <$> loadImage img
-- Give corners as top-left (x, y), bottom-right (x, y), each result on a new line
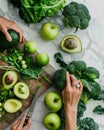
top-left (5, 74), bottom-right (15, 85)
top-left (64, 38), bottom-right (78, 49)
top-left (2, 70), bottom-right (18, 89)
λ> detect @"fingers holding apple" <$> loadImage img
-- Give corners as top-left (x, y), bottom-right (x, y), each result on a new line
top-left (40, 22), bottom-right (59, 40)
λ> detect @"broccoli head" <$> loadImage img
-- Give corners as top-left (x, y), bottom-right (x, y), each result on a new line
top-left (62, 2), bottom-right (91, 31)
top-left (53, 68), bottom-right (66, 91)
top-left (67, 61), bottom-right (86, 78)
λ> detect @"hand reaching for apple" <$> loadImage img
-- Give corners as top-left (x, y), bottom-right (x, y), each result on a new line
top-left (10, 113), bottom-right (32, 130)
top-left (62, 71), bottom-right (83, 130)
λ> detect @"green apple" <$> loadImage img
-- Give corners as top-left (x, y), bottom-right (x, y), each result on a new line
top-left (43, 112), bottom-right (61, 130)
top-left (24, 41), bottom-right (37, 54)
top-left (44, 91), bottom-right (62, 112)
top-left (36, 52), bottom-right (49, 66)
top-left (40, 22), bottom-right (59, 40)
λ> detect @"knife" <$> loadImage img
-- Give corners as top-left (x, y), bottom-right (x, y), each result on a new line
top-left (23, 87), bottom-right (42, 127)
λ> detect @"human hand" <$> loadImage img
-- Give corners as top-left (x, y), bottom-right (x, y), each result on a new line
top-left (10, 113), bottom-right (32, 130)
top-left (0, 16), bottom-right (24, 43)
top-left (62, 71), bottom-right (83, 112)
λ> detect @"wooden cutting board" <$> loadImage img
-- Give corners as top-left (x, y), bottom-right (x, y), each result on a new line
top-left (0, 52), bottom-right (56, 130)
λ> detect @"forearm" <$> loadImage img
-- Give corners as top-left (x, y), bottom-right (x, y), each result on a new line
top-left (65, 107), bottom-right (77, 130)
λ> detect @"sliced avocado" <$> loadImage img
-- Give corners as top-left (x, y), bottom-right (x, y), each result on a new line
top-left (2, 70), bottom-right (18, 89)
top-left (0, 29), bottom-right (19, 50)
top-left (14, 82), bottom-right (29, 99)
top-left (3, 99), bottom-right (22, 113)
top-left (60, 35), bottom-right (82, 53)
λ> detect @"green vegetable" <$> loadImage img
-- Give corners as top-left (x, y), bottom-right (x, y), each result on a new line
top-left (54, 53), bottom-right (67, 68)
top-left (83, 67), bottom-right (100, 80)
top-left (95, 90), bottom-right (104, 100)
top-left (0, 30), bottom-right (19, 50)
top-left (57, 106), bottom-right (65, 130)
top-left (54, 52), bottom-right (102, 100)
top-left (68, 61), bottom-right (86, 78)
top-left (93, 105), bottom-right (104, 115)
top-left (53, 68), bottom-right (66, 91)
top-left (8, 0), bottom-right (66, 24)
top-left (80, 91), bottom-right (89, 104)
top-left (54, 52), bottom-right (102, 129)
top-left (87, 81), bottom-right (101, 98)
top-left (69, 61), bottom-right (86, 71)
top-left (78, 117), bottom-right (99, 130)
top-left (77, 100), bottom-right (86, 119)
top-left (62, 2), bottom-right (91, 31)
top-left (0, 47), bottom-right (42, 80)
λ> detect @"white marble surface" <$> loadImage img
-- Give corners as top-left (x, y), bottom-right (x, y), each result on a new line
top-left (0, 0), bottom-right (104, 130)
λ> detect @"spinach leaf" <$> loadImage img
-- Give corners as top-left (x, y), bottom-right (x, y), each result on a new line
top-left (93, 105), bottom-right (104, 115)
top-left (95, 90), bottom-right (104, 100)
top-left (20, 62), bottom-right (42, 80)
top-left (78, 117), bottom-right (99, 130)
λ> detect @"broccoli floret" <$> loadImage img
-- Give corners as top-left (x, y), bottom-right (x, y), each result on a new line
top-left (84, 67), bottom-right (100, 80)
top-left (62, 2), bottom-right (91, 31)
top-left (67, 64), bottom-right (76, 74)
top-left (53, 68), bottom-right (66, 91)
top-left (67, 61), bottom-right (86, 78)
top-left (67, 15), bottom-right (80, 28)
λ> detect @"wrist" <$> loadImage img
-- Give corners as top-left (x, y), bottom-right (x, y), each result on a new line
top-left (64, 105), bottom-right (77, 114)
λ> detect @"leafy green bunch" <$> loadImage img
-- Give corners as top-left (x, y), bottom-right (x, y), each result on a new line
top-left (62, 2), bottom-right (91, 31)
top-left (53, 53), bottom-right (104, 103)
top-left (0, 47), bottom-right (42, 80)
top-left (8, 0), bottom-right (66, 23)
top-left (53, 53), bottom-right (101, 130)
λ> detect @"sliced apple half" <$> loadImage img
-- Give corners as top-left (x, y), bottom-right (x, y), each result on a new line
top-left (14, 82), bottom-right (29, 99)
top-left (3, 99), bottom-right (22, 113)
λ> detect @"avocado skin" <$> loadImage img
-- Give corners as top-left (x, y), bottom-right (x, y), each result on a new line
top-left (60, 35), bottom-right (82, 53)
top-left (0, 29), bottom-right (19, 50)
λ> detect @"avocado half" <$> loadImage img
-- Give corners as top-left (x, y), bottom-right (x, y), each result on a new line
top-left (3, 99), bottom-right (22, 113)
top-left (14, 82), bottom-right (29, 99)
top-left (60, 35), bottom-right (82, 53)
top-left (0, 29), bottom-right (19, 50)
top-left (2, 70), bottom-right (18, 89)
